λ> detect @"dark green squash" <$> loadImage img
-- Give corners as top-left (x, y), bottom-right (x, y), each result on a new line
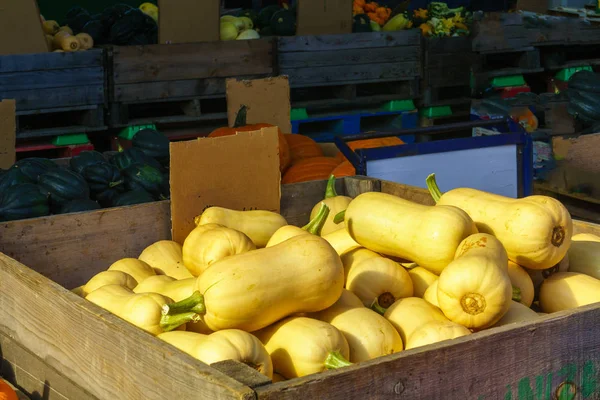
top-left (123, 164), bottom-right (168, 199)
top-left (132, 129), bottom-right (170, 164)
top-left (59, 199), bottom-right (101, 214)
top-left (270, 9), bottom-right (296, 36)
top-left (82, 163), bottom-right (125, 196)
top-left (111, 189), bottom-right (155, 207)
top-left (13, 158), bottom-right (58, 182)
top-left (0, 167), bottom-right (32, 193)
top-left (353, 14), bottom-right (373, 33)
top-left (110, 147), bottom-right (164, 172)
top-left (70, 151), bottom-right (106, 175)
top-left (258, 5), bottom-right (281, 28)
top-left (240, 9), bottom-right (259, 25)
top-left (0, 184), bottom-right (50, 222)
top-left (39, 168), bottom-right (90, 209)
top-left (96, 188), bottom-right (122, 208)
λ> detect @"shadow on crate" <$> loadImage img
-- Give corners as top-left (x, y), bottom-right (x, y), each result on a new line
top-left (16, 106), bottom-right (105, 140)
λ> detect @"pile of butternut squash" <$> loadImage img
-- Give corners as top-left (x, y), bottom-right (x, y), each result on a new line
top-left (41, 15), bottom-right (93, 53)
top-left (72, 173), bottom-right (600, 381)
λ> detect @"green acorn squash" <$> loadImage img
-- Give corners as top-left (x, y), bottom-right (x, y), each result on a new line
top-left (39, 168), bottom-right (90, 209)
top-left (111, 189), bottom-right (155, 207)
top-left (59, 199), bottom-right (101, 214)
top-left (258, 5), bottom-right (281, 28)
top-left (0, 184), bottom-right (50, 222)
top-left (82, 163), bottom-right (125, 196)
top-left (132, 129), bottom-right (170, 164)
top-left (13, 158), bottom-right (58, 182)
top-left (96, 188), bottom-right (121, 208)
top-left (110, 147), bottom-right (164, 172)
top-left (123, 164), bottom-right (168, 199)
top-left (70, 151), bottom-right (106, 175)
top-left (270, 9), bottom-right (296, 36)
top-left (0, 167), bottom-right (33, 193)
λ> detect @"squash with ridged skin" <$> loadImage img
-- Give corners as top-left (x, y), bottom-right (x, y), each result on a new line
top-left (331, 161), bottom-right (356, 178)
top-left (282, 157), bottom-right (340, 184)
top-left (70, 151), bottom-right (105, 175)
top-left (39, 168), bottom-right (90, 209)
top-left (14, 157), bottom-right (58, 182)
top-left (82, 163), bottom-right (124, 196)
top-left (284, 134), bottom-right (323, 163)
top-left (0, 184), bottom-right (49, 222)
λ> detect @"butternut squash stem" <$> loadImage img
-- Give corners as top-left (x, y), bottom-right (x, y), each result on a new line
top-left (324, 175), bottom-right (338, 199)
top-left (425, 173), bottom-right (443, 203)
top-left (370, 299), bottom-right (387, 316)
top-left (109, 180), bottom-right (124, 188)
top-left (302, 203), bottom-right (330, 235)
top-left (512, 286), bottom-right (522, 303)
top-left (162, 291), bottom-right (206, 316)
top-left (160, 312), bottom-right (201, 332)
top-left (324, 351), bottom-right (353, 369)
top-left (333, 210), bottom-right (346, 225)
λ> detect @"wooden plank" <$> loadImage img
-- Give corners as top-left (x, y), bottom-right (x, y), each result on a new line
top-left (0, 68), bottom-right (104, 91)
top-left (0, 201), bottom-right (171, 290)
top-left (256, 303), bottom-right (600, 399)
top-left (2, 86), bottom-right (104, 110)
top-left (278, 30), bottom-right (421, 52)
top-left (425, 37), bottom-right (472, 53)
top-left (211, 360), bottom-right (271, 389)
top-left (115, 78), bottom-right (227, 103)
top-left (0, 255), bottom-right (255, 400)
top-left (278, 46), bottom-right (420, 69)
top-left (0, 50), bottom-right (104, 73)
top-left (283, 62), bottom-right (420, 87)
top-left (113, 40), bottom-right (274, 85)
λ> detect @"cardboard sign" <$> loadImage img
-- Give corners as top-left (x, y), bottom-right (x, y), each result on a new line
top-left (169, 129), bottom-right (280, 244)
top-left (226, 76), bottom-right (292, 134)
top-left (158, 0), bottom-right (219, 44)
top-left (297, 0), bottom-right (352, 35)
top-left (0, 0), bottom-right (47, 55)
top-left (0, 100), bottom-right (16, 169)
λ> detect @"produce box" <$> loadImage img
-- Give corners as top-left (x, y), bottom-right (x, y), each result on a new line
top-left (0, 49), bottom-right (106, 140)
top-left (0, 177), bottom-right (599, 399)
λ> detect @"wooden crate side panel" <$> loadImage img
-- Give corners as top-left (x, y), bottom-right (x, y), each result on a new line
top-left (278, 30), bottom-right (421, 52)
top-left (425, 37), bottom-right (472, 53)
top-left (0, 201), bottom-right (171, 290)
top-left (0, 67), bottom-right (104, 91)
top-left (3, 85), bottom-right (105, 110)
top-left (279, 46), bottom-right (420, 69)
top-left (113, 40), bottom-right (274, 85)
top-left (256, 304), bottom-right (600, 399)
top-left (0, 256), bottom-right (254, 400)
top-left (0, 50), bottom-right (104, 73)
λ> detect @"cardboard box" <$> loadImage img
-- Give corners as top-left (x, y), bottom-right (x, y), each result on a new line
top-left (0, 100), bottom-right (16, 169)
top-left (158, 0), bottom-right (220, 44)
top-left (297, 0), bottom-right (353, 35)
top-left (0, 0), bottom-right (47, 55)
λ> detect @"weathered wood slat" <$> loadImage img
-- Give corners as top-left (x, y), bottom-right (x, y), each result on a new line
top-left (0, 68), bottom-right (104, 91)
top-left (1, 86), bottom-right (104, 111)
top-left (0, 50), bottom-right (103, 73)
top-left (112, 40), bottom-right (274, 85)
top-left (425, 37), bottom-right (472, 54)
top-left (279, 46), bottom-right (420, 69)
top-left (278, 30), bottom-right (421, 52)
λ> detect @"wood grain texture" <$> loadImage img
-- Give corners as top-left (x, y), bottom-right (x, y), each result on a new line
top-left (113, 40), bottom-right (274, 85)
top-left (0, 68), bottom-right (104, 91)
top-left (279, 46), bottom-right (420, 69)
top-left (278, 31), bottom-right (420, 52)
top-left (115, 78), bottom-right (227, 103)
top-left (0, 50), bottom-right (103, 73)
top-left (0, 255), bottom-right (255, 400)
top-left (2, 86), bottom-right (104, 110)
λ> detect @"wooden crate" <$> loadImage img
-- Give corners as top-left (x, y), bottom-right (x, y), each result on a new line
top-left (0, 177), bottom-right (599, 400)
top-left (108, 39), bottom-right (275, 128)
top-left (472, 12), bottom-right (534, 53)
top-left (0, 50), bottom-right (106, 140)
top-left (278, 31), bottom-right (422, 111)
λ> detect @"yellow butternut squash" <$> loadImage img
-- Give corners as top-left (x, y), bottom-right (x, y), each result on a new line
top-left (196, 207), bottom-right (288, 247)
top-left (507, 261), bottom-right (534, 307)
top-left (42, 20), bottom-right (59, 35)
top-left (341, 247), bottom-right (381, 279)
top-left (540, 272), bottom-right (600, 313)
top-left (437, 233), bottom-right (512, 329)
top-left (75, 32), bottom-right (93, 50)
top-left (492, 301), bottom-right (539, 327)
top-left (346, 256), bottom-right (413, 313)
top-left (427, 173), bottom-right (572, 270)
top-left (383, 297), bottom-right (449, 344)
top-left (139, 240), bottom-right (192, 280)
top-left (158, 330), bottom-right (273, 378)
top-left (163, 235), bottom-right (344, 332)
top-left (85, 285), bottom-right (187, 335)
top-left (309, 176), bottom-right (352, 236)
top-left (108, 258), bottom-right (155, 283)
top-left (255, 317), bottom-right (351, 378)
top-left (409, 267), bottom-right (438, 298)
top-left (405, 320), bottom-right (471, 350)
top-left (52, 31), bottom-right (79, 52)
top-left (568, 233), bottom-right (600, 279)
top-left (266, 203), bottom-right (330, 247)
top-left (133, 275), bottom-right (196, 302)
top-left (80, 270), bottom-right (137, 297)
top-left (329, 289), bottom-right (365, 309)
top-left (343, 191), bottom-right (477, 274)
top-left (423, 279), bottom-right (439, 307)
top-left (183, 225), bottom-right (255, 276)
top-left (272, 373), bottom-right (286, 382)
top-left (322, 228), bottom-right (361, 256)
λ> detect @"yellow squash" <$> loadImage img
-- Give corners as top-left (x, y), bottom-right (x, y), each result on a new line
top-left (492, 301), bottom-right (539, 327)
top-left (384, 297), bottom-right (449, 344)
top-left (80, 271), bottom-right (137, 297)
top-left (568, 233), bottom-right (600, 279)
top-left (108, 258), bottom-right (156, 283)
top-left (409, 267), bottom-right (438, 298)
top-left (272, 373), bottom-right (286, 382)
top-left (133, 275), bottom-right (196, 302)
top-left (196, 207), bottom-right (288, 247)
top-left (507, 261), bottom-right (534, 307)
top-left (345, 256), bottom-right (413, 313)
top-left (309, 176), bottom-right (352, 236)
top-left (343, 191), bottom-right (477, 274)
top-left (255, 317), bottom-right (351, 378)
top-left (437, 233), bottom-right (512, 329)
top-left (540, 272), bottom-right (600, 313)
top-left (183, 225), bottom-right (256, 276)
top-left (405, 320), bottom-right (471, 350)
top-left (341, 247), bottom-right (381, 279)
top-left (158, 330), bottom-right (273, 378)
top-left (427, 173), bottom-right (572, 270)
top-left (423, 279), bottom-right (439, 307)
top-left (163, 235), bottom-right (344, 332)
top-left (139, 240), bottom-right (192, 280)
top-left (330, 289), bottom-right (365, 309)
top-left (322, 228), bottom-right (361, 256)
top-left (266, 203), bottom-right (330, 247)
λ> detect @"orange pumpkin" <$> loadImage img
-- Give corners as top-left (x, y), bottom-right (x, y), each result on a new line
top-left (332, 161), bottom-right (356, 178)
top-left (282, 157), bottom-right (340, 184)
top-left (335, 137), bottom-right (405, 163)
top-left (284, 134), bottom-right (323, 163)
top-left (0, 380), bottom-right (18, 400)
top-left (209, 106), bottom-right (291, 172)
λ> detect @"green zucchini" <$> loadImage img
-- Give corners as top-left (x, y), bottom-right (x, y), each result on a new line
top-left (0, 184), bottom-right (50, 222)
